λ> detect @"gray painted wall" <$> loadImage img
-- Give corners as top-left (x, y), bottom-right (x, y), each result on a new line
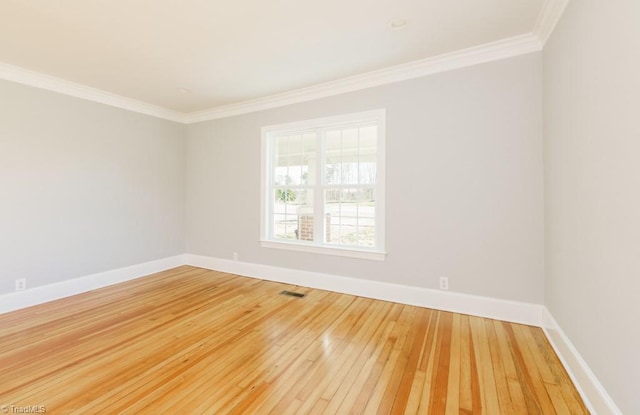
top-left (544, 1), bottom-right (640, 413)
top-left (1, 17), bottom-right (633, 409)
top-left (0, 80), bottom-right (187, 295)
top-left (187, 52), bottom-right (544, 304)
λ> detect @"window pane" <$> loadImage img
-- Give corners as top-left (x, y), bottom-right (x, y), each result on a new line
top-left (340, 128), bottom-right (359, 184)
top-left (297, 207), bottom-right (314, 242)
top-left (301, 133), bottom-right (316, 185)
top-left (324, 126), bottom-right (377, 186)
top-left (358, 125), bottom-right (377, 185)
top-left (274, 133), bottom-right (316, 186)
top-left (273, 187), bottom-right (293, 240)
top-left (325, 130), bottom-right (341, 184)
top-left (274, 135), bottom-right (289, 186)
top-left (325, 187), bottom-right (376, 247)
top-left (272, 188), bottom-right (313, 241)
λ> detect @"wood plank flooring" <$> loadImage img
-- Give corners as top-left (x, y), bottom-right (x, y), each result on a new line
top-left (0, 266), bottom-right (588, 414)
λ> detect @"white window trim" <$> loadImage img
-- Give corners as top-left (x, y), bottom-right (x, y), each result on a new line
top-left (260, 109), bottom-right (386, 260)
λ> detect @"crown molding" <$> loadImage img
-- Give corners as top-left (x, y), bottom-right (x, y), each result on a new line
top-left (1, 32), bottom-right (546, 125)
top-left (534, 0), bottom-right (570, 45)
top-left (0, 62), bottom-right (185, 123)
top-left (184, 33), bottom-right (542, 123)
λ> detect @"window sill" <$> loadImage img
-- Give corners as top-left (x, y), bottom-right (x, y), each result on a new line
top-left (260, 240), bottom-right (386, 261)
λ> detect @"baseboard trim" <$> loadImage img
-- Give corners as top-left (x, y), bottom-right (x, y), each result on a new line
top-left (542, 309), bottom-right (622, 415)
top-left (0, 255), bottom-right (187, 315)
top-left (186, 254), bottom-right (544, 326)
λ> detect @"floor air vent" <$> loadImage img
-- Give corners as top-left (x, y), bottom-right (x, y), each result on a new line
top-left (280, 290), bottom-right (306, 298)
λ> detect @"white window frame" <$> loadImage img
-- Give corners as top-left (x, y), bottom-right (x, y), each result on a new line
top-left (260, 109), bottom-right (386, 261)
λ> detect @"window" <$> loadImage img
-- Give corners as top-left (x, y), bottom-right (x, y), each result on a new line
top-left (261, 109), bottom-right (385, 260)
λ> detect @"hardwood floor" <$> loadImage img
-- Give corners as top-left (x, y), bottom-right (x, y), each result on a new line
top-left (0, 266), bottom-right (588, 414)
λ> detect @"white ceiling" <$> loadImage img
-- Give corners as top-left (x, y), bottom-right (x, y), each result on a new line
top-left (0, 0), bottom-right (551, 117)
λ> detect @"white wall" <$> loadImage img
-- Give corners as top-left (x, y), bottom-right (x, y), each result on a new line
top-left (544, 1), bottom-right (640, 414)
top-left (0, 80), bottom-right (187, 295)
top-left (187, 52), bottom-right (544, 304)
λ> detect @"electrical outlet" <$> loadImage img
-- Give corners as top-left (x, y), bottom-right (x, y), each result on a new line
top-left (232, 252), bottom-right (238, 261)
top-left (439, 276), bottom-right (449, 291)
top-left (15, 278), bottom-right (27, 291)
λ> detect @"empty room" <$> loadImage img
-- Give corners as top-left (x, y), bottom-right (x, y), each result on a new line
top-left (0, 0), bottom-right (636, 414)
